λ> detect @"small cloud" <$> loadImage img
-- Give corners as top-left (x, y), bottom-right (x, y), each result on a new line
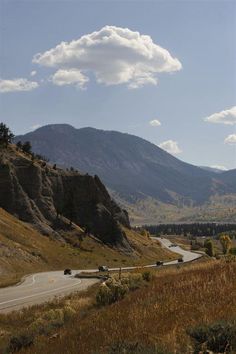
top-left (0, 78), bottom-right (38, 93)
top-left (30, 70), bottom-right (37, 77)
top-left (33, 25), bottom-right (182, 89)
top-left (30, 124), bottom-right (41, 131)
top-left (210, 165), bottom-right (228, 171)
top-left (51, 69), bottom-right (89, 89)
top-left (224, 134), bottom-right (236, 145)
top-left (159, 140), bottom-right (182, 155)
top-left (149, 119), bottom-right (161, 127)
top-left (204, 106), bottom-right (236, 125)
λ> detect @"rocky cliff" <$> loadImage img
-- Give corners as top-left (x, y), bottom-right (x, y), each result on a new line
top-left (0, 146), bottom-right (131, 249)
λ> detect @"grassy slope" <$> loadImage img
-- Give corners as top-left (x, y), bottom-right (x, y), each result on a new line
top-left (22, 260), bottom-right (236, 354)
top-left (0, 208), bottom-right (177, 287)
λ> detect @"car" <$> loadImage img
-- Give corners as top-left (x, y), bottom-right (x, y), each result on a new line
top-left (64, 268), bottom-right (72, 275)
top-left (178, 258), bottom-right (183, 263)
top-left (169, 243), bottom-right (177, 247)
top-left (98, 265), bottom-right (109, 272)
top-left (156, 261), bottom-right (164, 266)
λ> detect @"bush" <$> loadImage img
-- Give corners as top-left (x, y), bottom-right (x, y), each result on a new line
top-left (188, 320), bottom-right (236, 353)
top-left (230, 247), bottom-right (236, 256)
top-left (142, 270), bottom-right (153, 282)
top-left (96, 279), bottom-right (128, 306)
top-left (42, 309), bottom-right (65, 327)
top-left (7, 332), bottom-right (34, 352)
top-left (63, 306), bottom-right (76, 321)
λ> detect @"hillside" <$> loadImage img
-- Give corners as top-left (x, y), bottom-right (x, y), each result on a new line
top-left (12, 260), bottom-right (236, 354)
top-left (0, 208), bottom-right (177, 287)
top-left (0, 145), bottom-right (130, 249)
top-left (15, 124), bottom-right (236, 223)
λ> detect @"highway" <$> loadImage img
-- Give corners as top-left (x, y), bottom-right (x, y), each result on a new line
top-left (0, 238), bottom-right (202, 313)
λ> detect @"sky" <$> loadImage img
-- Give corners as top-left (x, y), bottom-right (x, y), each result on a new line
top-left (0, 0), bottom-right (236, 170)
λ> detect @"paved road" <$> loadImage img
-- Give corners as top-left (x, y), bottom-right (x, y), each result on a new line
top-left (0, 271), bottom-right (98, 313)
top-left (154, 237), bottom-right (202, 264)
top-left (0, 238), bottom-right (202, 313)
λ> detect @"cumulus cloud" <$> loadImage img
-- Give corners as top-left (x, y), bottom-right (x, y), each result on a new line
top-left (210, 165), bottom-right (228, 171)
top-left (149, 119), bottom-right (161, 127)
top-left (159, 140), bottom-right (182, 155)
top-left (33, 25), bottom-right (182, 89)
top-left (204, 106), bottom-right (236, 125)
top-left (0, 78), bottom-right (38, 93)
top-left (30, 70), bottom-right (37, 77)
top-left (224, 134), bottom-right (236, 145)
top-left (51, 69), bottom-right (89, 88)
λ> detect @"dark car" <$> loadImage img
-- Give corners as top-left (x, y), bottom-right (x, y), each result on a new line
top-left (98, 265), bottom-right (109, 272)
top-left (64, 268), bottom-right (72, 275)
top-left (178, 258), bottom-right (183, 263)
top-left (156, 261), bottom-right (164, 266)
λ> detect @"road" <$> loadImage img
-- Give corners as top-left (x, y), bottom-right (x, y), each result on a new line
top-left (154, 237), bottom-right (202, 264)
top-left (0, 238), bottom-right (202, 313)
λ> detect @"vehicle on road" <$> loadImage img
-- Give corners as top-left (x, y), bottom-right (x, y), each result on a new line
top-left (98, 265), bottom-right (108, 272)
top-left (178, 258), bottom-right (183, 263)
top-left (64, 269), bottom-right (72, 275)
top-left (156, 261), bottom-right (164, 266)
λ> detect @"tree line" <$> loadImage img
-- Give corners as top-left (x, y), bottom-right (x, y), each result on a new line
top-left (143, 223), bottom-right (236, 238)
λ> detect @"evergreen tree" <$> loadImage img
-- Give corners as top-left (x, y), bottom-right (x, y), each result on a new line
top-left (22, 141), bottom-right (32, 154)
top-left (0, 123), bottom-right (14, 147)
top-left (204, 239), bottom-right (214, 257)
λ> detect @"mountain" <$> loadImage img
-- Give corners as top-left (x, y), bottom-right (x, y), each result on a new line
top-left (15, 124), bottom-right (236, 223)
top-left (0, 144), bottom-right (131, 249)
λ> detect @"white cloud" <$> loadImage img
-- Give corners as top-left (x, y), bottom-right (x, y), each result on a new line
top-left (33, 25), bottom-right (182, 89)
top-left (210, 165), bottom-right (228, 171)
top-left (0, 78), bottom-right (38, 93)
top-left (51, 69), bottom-right (89, 88)
top-left (159, 140), bottom-right (182, 155)
top-left (204, 106), bottom-right (236, 125)
top-left (30, 70), bottom-right (37, 77)
top-left (149, 119), bottom-right (161, 127)
top-left (224, 134), bottom-right (236, 145)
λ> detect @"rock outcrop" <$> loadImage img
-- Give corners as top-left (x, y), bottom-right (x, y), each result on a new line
top-left (0, 146), bottom-right (131, 249)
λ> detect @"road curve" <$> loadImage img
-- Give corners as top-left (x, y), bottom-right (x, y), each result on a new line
top-left (0, 272), bottom-right (98, 313)
top-left (0, 238), bottom-right (202, 313)
top-left (154, 237), bottom-right (202, 265)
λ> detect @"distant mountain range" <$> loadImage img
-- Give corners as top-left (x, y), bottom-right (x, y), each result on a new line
top-left (15, 124), bottom-right (236, 224)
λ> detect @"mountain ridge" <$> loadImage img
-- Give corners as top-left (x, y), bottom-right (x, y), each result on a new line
top-left (15, 124), bottom-right (236, 223)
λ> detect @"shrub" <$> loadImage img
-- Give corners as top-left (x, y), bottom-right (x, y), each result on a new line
top-left (7, 331), bottom-right (34, 352)
top-left (63, 306), bottom-right (76, 321)
top-left (142, 270), bottom-right (153, 282)
top-left (125, 273), bottom-right (143, 291)
top-left (188, 320), bottom-right (236, 353)
top-left (29, 317), bottom-right (48, 335)
top-left (96, 279), bottom-right (128, 306)
top-left (42, 309), bottom-right (65, 328)
top-left (230, 247), bottom-right (236, 256)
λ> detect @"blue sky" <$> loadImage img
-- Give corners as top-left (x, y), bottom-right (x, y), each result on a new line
top-left (0, 0), bottom-right (235, 169)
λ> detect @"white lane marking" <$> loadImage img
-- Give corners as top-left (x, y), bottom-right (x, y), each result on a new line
top-left (0, 279), bottom-right (82, 307)
top-left (19, 274), bottom-right (36, 288)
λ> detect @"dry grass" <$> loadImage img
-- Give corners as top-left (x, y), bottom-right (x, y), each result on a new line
top-left (0, 209), bottom-right (177, 287)
top-left (19, 259), bottom-right (236, 354)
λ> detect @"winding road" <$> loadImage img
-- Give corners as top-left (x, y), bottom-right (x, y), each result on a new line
top-left (0, 238), bottom-right (202, 313)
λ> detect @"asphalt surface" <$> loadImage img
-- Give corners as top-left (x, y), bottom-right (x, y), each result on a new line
top-left (0, 238), bottom-right (202, 313)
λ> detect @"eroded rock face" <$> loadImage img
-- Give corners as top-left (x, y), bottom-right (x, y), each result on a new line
top-left (0, 147), bottom-right (131, 249)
